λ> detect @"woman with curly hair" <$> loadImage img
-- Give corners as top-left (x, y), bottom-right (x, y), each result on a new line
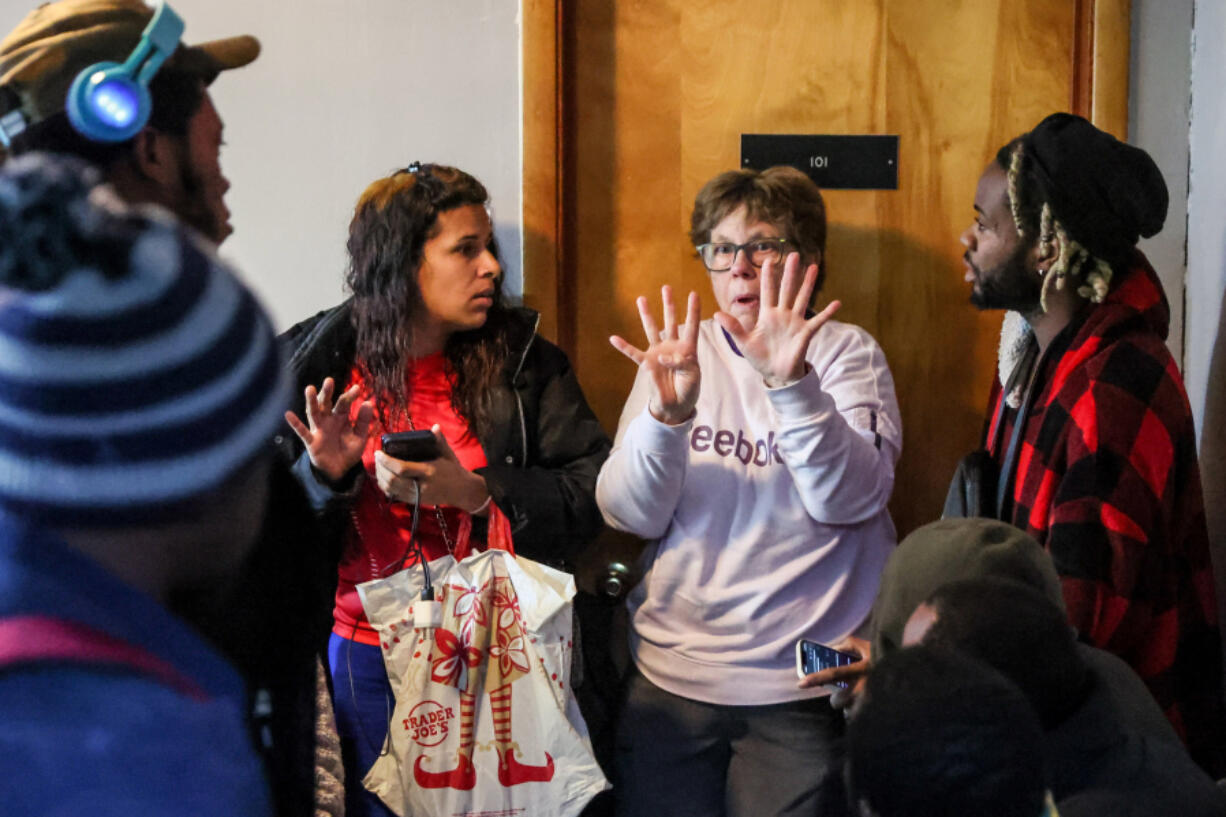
top-left (280, 163), bottom-right (610, 817)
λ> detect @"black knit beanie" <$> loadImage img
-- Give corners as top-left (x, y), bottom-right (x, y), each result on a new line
top-left (1021, 113), bottom-right (1168, 267)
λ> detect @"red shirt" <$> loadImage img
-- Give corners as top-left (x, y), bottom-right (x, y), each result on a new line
top-left (333, 353), bottom-right (488, 645)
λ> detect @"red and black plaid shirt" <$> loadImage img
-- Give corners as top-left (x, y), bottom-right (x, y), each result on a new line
top-left (987, 251), bottom-right (1224, 775)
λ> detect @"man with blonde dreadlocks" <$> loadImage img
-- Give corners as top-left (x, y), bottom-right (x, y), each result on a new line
top-left (958, 112), bottom-right (1224, 777)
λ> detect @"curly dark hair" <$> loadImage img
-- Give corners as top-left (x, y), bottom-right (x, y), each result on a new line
top-left (345, 163), bottom-right (512, 436)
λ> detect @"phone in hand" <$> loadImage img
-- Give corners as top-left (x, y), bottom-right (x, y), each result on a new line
top-left (795, 638), bottom-right (860, 688)
top-left (381, 430), bottom-right (440, 462)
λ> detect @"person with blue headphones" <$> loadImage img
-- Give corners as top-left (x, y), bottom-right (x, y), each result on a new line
top-left (0, 4), bottom-right (339, 815)
top-left (0, 0), bottom-right (257, 246)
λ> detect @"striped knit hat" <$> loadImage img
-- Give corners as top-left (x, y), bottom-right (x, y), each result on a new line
top-left (0, 152), bottom-right (288, 524)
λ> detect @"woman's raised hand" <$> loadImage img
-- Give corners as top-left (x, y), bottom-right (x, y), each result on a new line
top-left (714, 252), bottom-right (840, 388)
top-left (609, 286), bottom-right (701, 426)
top-left (284, 377), bottom-right (375, 482)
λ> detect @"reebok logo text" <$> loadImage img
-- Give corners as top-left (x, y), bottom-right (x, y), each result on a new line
top-left (690, 425), bottom-right (782, 466)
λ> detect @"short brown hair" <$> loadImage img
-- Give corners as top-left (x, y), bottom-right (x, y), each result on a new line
top-left (689, 165), bottom-right (828, 291)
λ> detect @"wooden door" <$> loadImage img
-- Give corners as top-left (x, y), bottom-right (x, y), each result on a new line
top-left (523, 0), bottom-right (1130, 542)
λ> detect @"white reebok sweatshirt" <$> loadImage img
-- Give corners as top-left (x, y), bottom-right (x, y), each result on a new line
top-left (596, 318), bottom-right (901, 705)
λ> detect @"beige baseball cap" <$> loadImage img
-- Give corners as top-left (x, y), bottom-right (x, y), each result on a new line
top-left (0, 0), bottom-right (259, 130)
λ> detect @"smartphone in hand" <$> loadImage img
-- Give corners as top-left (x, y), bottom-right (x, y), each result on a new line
top-left (795, 639), bottom-right (859, 688)
top-left (381, 430), bottom-right (440, 462)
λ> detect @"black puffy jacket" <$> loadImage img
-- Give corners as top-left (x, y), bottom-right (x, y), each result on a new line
top-left (275, 300), bottom-right (611, 564)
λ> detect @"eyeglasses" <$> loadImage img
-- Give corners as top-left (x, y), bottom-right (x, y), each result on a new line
top-left (695, 238), bottom-right (791, 272)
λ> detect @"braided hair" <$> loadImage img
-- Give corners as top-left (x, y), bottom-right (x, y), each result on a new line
top-left (996, 139), bottom-right (1113, 314)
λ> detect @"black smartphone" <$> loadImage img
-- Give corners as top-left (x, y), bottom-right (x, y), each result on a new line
top-left (795, 639), bottom-right (859, 687)
top-left (381, 430), bottom-right (440, 461)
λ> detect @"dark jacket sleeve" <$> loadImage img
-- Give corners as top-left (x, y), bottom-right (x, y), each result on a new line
top-left (290, 449), bottom-right (365, 517)
top-left (275, 303), bottom-right (364, 544)
top-left (477, 339), bottom-right (611, 564)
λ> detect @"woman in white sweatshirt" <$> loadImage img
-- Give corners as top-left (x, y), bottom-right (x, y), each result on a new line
top-left (596, 166), bottom-right (901, 817)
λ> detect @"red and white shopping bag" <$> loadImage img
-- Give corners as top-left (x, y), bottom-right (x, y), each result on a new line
top-left (357, 538), bottom-right (609, 817)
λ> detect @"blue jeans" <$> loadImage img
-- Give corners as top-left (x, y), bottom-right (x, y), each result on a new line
top-left (328, 632), bottom-right (398, 817)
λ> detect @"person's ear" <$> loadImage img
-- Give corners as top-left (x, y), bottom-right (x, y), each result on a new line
top-left (129, 127), bottom-right (180, 188)
top-left (1033, 233), bottom-right (1059, 271)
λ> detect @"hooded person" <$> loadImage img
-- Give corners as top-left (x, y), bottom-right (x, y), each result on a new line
top-left (805, 516), bottom-right (1192, 749)
top-left (912, 578), bottom-right (1226, 817)
top-left (869, 517), bottom-right (1064, 659)
top-left (0, 152), bottom-right (287, 815)
top-left (809, 518), bottom-right (1225, 814)
top-left (1, 6), bottom-right (341, 811)
top-left (955, 113), bottom-right (1223, 775)
top-left (800, 518), bottom-right (1062, 700)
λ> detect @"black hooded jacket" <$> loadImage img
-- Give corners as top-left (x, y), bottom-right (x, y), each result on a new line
top-left (275, 299), bottom-right (611, 574)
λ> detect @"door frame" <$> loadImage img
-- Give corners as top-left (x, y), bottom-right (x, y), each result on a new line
top-left (521, 0), bottom-right (567, 347)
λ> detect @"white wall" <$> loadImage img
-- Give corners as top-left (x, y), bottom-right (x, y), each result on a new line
top-left (1184, 0), bottom-right (1226, 661)
top-left (1129, 0), bottom-right (1193, 366)
top-left (1186, 0), bottom-right (1226, 437)
top-left (1131, 0), bottom-right (1226, 683)
top-left (0, 0), bottom-right (525, 329)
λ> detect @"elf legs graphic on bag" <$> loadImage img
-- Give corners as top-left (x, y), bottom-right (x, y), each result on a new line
top-left (414, 571), bottom-right (555, 791)
top-left (412, 691), bottom-right (478, 790)
top-left (488, 574), bottom-right (556, 786)
top-left (359, 548), bottom-right (608, 816)
top-left (413, 595), bottom-right (482, 791)
top-left (492, 683), bottom-right (556, 786)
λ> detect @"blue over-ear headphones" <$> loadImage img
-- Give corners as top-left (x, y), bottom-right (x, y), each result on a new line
top-left (64, 1), bottom-right (184, 143)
